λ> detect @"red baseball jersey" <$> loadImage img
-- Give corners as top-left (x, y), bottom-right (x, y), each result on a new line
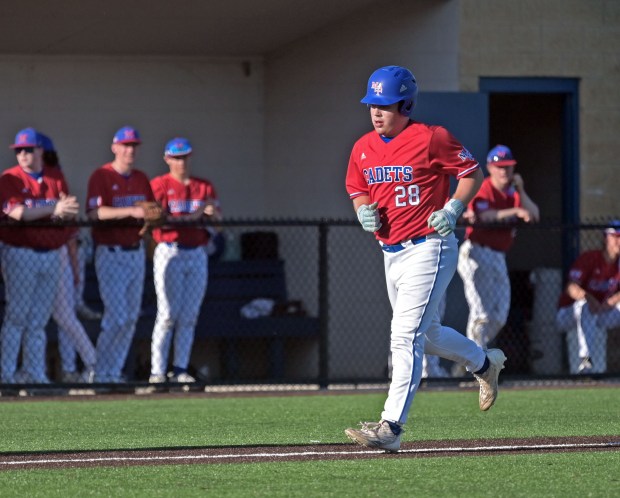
top-left (150, 173), bottom-right (220, 247)
top-left (464, 177), bottom-right (522, 252)
top-left (87, 162), bottom-right (154, 246)
top-left (558, 250), bottom-right (620, 308)
top-left (0, 165), bottom-right (73, 249)
top-left (346, 121), bottom-right (479, 245)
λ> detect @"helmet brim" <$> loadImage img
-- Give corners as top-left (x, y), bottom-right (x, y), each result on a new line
top-left (360, 95), bottom-right (404, 105)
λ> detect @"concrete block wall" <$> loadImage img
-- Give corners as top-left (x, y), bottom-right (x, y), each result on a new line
top-left (459, 0), bottom-right (620, 218)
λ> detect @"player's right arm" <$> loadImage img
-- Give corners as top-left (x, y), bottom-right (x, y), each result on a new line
top-left (352, 195), bottom-right (382, 233)
top-left (352, 195), bottom-right (370, 212)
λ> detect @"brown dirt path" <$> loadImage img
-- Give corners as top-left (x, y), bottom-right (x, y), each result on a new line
top-left (0, 435), bottom-right (617, 470)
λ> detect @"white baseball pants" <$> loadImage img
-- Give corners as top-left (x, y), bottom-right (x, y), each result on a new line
top-left (1, 246), bottom-right (61, 382)
top-left (54, 245), bottom-right (96, 373)
top-left (150, 243), bottom-right (207, 376)
top-left (457, 239), bottom-right (510, 348)
top-left (381, 233), bottom-right (486, 425)
top-left (94, 244), bottom-right (145, 381)
top-left (556, 300), bottom-right (620, 373)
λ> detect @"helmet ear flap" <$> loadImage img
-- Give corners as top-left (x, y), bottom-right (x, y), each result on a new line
top-left (399, 99), bottom-right (413, 116)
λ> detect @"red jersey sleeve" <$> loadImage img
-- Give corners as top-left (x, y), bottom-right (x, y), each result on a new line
top-left (86, 168), bottom-right (106, 212)
top-left (428, 126), bottom-right (479, 179)
top-left (150, 177), bottom-right (165, 204)
top-left (345, 140), bottom-right (369, 200)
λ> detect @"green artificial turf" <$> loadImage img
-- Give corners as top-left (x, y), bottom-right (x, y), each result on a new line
top-left (0, 452), bottom-right (617, 497)
top-left (0, 387), bottom-right (617, 452)
top-left (0, 386), bottom-right (617, 497)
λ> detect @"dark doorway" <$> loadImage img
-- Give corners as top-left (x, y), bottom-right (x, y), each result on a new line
top-left (488, 92), bottom-right (563, 270)
top-left (480, 77), bottom-right (580, 273)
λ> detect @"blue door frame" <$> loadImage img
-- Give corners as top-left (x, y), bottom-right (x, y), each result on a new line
top-left (479, 77), bottom-right (580, 270)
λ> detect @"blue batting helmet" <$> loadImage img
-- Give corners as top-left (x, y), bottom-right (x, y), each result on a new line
top-left (360, 65), bottom-right (418, 116)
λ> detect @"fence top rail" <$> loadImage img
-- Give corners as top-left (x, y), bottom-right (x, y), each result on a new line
top-left (0, 218), bottom-right (617, 229)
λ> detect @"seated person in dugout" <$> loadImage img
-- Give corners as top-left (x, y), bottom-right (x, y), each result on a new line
top-left (556, 220), bottom-right (620, 374)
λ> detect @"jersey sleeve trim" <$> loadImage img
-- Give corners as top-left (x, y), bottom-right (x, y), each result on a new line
top-left (456, 163), bottom-right (480, 178)
top-left (349, 191), bottom-right (367, 199)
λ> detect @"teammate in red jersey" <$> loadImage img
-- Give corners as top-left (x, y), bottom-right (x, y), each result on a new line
top-left (149, 137), bottom-right (221, 384)
top-left (344, 66), bottom-right (506, 453)
top-left (86, 125), bottom-right (154, 383)
top-left (457, 145), bottom-right (540, 352)
top-left (0, 127), bottom-right (79, 383)
top-left (556, 220), bottom-right (620, 374)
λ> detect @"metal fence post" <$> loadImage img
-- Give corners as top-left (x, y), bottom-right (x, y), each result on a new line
top-left (318, 220), bottom-right (329, 388)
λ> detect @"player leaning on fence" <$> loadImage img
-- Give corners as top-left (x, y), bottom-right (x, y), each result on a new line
top-left (148, 137), bottom-right (221, 384)
top-left (0, 127), bottom-right (79, 384)
top-left (344, 66), bottom-right (507, 453)
top-left (86, 126), bottom-right (155, 383)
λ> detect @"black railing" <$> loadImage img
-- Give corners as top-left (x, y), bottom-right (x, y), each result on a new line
top-left (0, 218), bottom-right (617, 393)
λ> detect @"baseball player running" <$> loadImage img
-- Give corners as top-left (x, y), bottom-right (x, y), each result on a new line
top-left (149, 138), bottom-right (221, 384)
top-left (457, 145), bottom-right (539, 350)
top-left (556, 220), bottom-right (620, 374)
top-left (0, 128), bottom-right (79, 383)
top-left (344, 66), bottom-right (507, 452)
top-left (87, 126), bottom-right (154, 383)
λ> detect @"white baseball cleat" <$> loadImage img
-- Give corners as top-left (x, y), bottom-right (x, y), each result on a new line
top-left (474, 348), bottom-right (507, 411)
top-left (168, 372), bottom-right (196, 383)
top-left (345, 420), bottom-right (401, 453)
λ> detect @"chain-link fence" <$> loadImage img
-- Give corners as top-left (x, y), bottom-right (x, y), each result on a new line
top-left (0, 219), bottom-right (618, 392)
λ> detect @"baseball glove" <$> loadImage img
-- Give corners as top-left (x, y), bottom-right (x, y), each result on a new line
top-left (134, 200), bottom-right (166, 236)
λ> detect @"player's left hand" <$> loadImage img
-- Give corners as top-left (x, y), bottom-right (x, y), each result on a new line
top-left (428, 199), bottom-right (464, 236)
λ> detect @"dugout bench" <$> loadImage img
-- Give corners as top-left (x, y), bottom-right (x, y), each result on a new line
top-left (78, 257), bottom-right (319, 381)
top-left (136, 258), bottom-right (319, 380)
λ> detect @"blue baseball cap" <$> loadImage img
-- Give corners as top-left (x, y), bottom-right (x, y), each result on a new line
top-left (10, 127), bottom-right (42, 149)
top-left (486, 144), bottom-right (517, 167)
top-left (113, 126), bottom-right (141, 144)
top-left (604, 219), bottom-right (620, 235)
top-left (164, 137), bottom-right (192, 157)
top-left (38, 133), bottom-right (55, 152)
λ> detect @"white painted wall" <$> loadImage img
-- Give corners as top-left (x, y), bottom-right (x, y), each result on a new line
top-left (0, 56), bottom-right (264, 217)
top-left (264, 0), bottom-right (460, 219)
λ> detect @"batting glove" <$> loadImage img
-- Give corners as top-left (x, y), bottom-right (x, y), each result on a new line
top-left (427, 199), bottom-right (464, 236)
top-left (357, 202), bottom-right (382, 232)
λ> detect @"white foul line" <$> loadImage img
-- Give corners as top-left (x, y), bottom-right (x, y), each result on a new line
top-left (0, 441), bottom-right (618, 467)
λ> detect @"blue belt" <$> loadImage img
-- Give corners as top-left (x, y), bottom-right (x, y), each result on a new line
top-left (107, 244), bottom-right (141, 252)
top-left (380, 236), bottom-right (427, 253)
top-left (164, 242), bottom-right (200, 250)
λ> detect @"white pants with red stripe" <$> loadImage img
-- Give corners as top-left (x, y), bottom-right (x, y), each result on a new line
top-left (381, 233), bottom-right (486, 425)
